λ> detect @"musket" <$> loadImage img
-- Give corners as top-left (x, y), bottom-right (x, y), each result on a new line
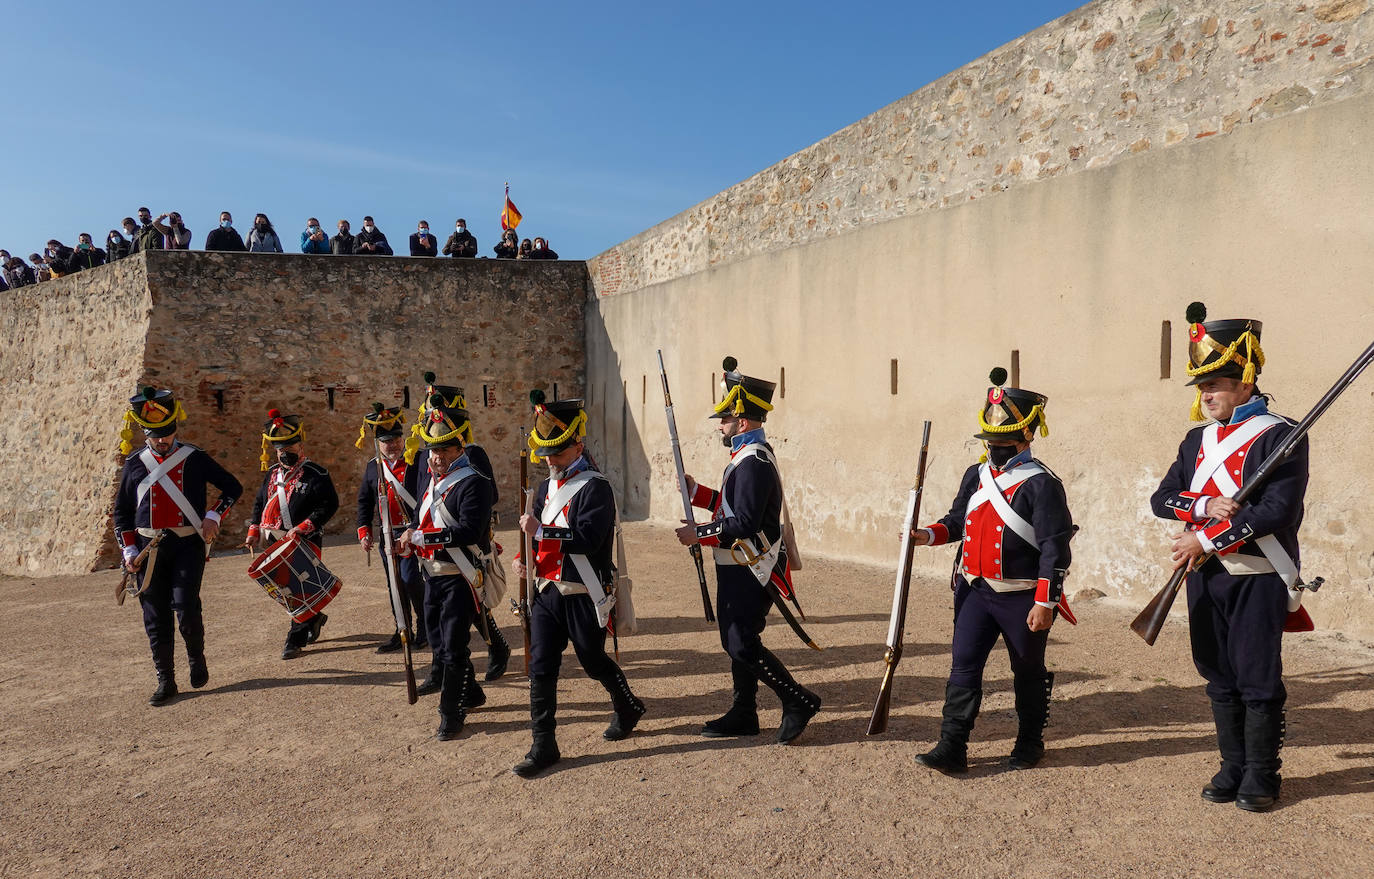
top-left (375, 440), bottom-right (418, 704)
top-left (1131, 338), bottom-right (1374, 645)
top-left (115, 530), bottom-right (166, 606)
top-left (516, 439), bottom-right (534, 676)
top-left (867, 421), bottom-right (932, 735)
top-left (657, 349), bottom-right (715, 622)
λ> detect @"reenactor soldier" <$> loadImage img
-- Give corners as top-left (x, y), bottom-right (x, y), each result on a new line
top-left (676, 357), bottom-right (821, 745)
top-left (356, 403), bottom-right (426, 653)
top-left (405, 373), bottom-right (511, 696)
top-left (398, 393), bottom-right (495, 740)
top-left (511, 391), bottom-right (645, 778)
top-left (1150, 302), bottom-right (1309, 812)
top-left (910, 367), bottom-right (1075, 773)
top-left (246, 409), bottom-right (339, 660)
top-left (113, 387), bottom-right (243, 705)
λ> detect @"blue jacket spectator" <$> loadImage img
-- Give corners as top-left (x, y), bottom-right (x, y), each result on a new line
top-left (301, 218), bottom-right (330, 254)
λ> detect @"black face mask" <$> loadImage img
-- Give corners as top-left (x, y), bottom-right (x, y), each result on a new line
top-left (987, 444), bottom-right (1018, 468)
top-left (278, 451), bottom-right (300, 467)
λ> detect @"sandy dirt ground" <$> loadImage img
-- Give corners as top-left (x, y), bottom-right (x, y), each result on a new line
top-left (2, 521), bottom-right (1372, 879)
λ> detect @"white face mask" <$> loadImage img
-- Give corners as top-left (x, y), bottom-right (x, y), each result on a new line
top-left (456, 226), bottom-right (465, 233)
top-left (364, 224), bottom-right (374, 232)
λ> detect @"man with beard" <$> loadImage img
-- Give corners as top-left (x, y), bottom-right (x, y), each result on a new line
top-left (511, 391), bottom-right (644, 777)
top-left (113, 387), bottom-right (242, 705)
top-left (247, 410), bottom-right (339, 660)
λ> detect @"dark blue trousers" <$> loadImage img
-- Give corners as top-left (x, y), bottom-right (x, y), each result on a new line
top-left (715, 564), bottom-right (772, 665)
top-left (1186, 561), bottom-right (1287, 707)
top-left (948, 577), bottom-right (1048, 690)
top-left (528, 586), bottom-right (619, 681)
top-left (422, 572), bottom-right (478, 669)
top-left (135, 532), bottom-right (207, 675)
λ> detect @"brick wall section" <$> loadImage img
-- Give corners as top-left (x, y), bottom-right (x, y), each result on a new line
top-left (0, 251), bottom-right (590, 575)
top-left (588, 0), bottom-right (1373, 295)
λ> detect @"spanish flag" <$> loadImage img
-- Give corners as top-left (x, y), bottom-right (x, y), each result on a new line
top-left (501, 183), bottom-right (522, 231)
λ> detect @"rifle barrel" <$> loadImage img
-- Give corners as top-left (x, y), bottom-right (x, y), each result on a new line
top-left (658, 349), bottom-right (716, 623)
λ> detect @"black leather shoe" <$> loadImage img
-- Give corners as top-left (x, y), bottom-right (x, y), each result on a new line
top-left (189, 659), bottom-right (209, 689)
top-left (512, 750), bottom-right (561, 778)
top-left (485, 641), bottom-right (511, 682)
top-left (149, 677), bottom-right (178, 706)
top-left (915, 740), bottom-right (968, 774)
top-left (1235, 792), bottom-right (1278, 812)
top-left (1201, 783), bottom-right (1238, 803)
top-left (376, 632), bottom-right (403, 654)
top-left (462, 684), bottom-right (487, 708)
top-left (416, 670), bottom-right (442, 696)
top-left (281, 644), bottom-right (302, 660)
top-left (604, 701), bottom-right (646, 741)
top-left (1006, 742), bottom-right (1045, 771)
top-left (306, 614), bottom-right (327, 644)
top-left (435, 714), bottom-right (465, 741)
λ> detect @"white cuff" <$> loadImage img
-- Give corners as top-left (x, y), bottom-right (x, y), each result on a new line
top-left (1192, 496), bottom-right (1208, 521)
top-left (204, 510), bottom-right (221, 524)
top-left (1034, 600), bottom-right (1056, 610)
top-left (1196, 528), bottom-right (1218, 553)
top-left (922, 528), bottom-right (936, 544)
top-left (535, 525), bottom-right (545, 540)
top-left (122, 546), bottom-right (139, 563)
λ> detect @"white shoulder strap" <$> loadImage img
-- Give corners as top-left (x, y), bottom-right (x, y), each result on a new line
top-left (1190, 415), bottom-right (1283, 495)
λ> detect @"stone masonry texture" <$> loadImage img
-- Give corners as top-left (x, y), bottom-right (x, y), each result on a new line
top-left (588, 0), bottom-right (1374, 295)
top-left (0, 251), bottom-right (588, 575)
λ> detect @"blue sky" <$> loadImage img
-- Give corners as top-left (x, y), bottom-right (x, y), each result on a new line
top-left (1, 1), bottom-right (1081, 263)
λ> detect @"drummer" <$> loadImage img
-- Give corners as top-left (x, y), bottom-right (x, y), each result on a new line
top-left (246, 409), bottom-right (340, 660)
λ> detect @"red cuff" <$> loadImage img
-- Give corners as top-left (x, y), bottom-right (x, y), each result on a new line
top-left (699, 534), bottom-right (721, 548)
top-left (1178, 491), bottom-right (1205, 522)
top-left (119, 530), bottom-right (137, 548)
top-left (1034, 577), bottom-right (1050, 603)
top-left (296, 520), bottom-right (316, 535)
top-left (1202, 519), bottom-right (1241, 555)
top-left (926, 523), bottom-right (950, 547)
top-left (247, 525), bottom-right (261, 538)
top-left (690, 483), bottom-right (714, 508)
top-left (357, 526), bottom-right (371, 541)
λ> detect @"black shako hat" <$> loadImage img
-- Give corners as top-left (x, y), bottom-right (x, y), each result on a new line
top-left (356, 402), bottom-right (407, 450)
top-left (975, 367), bottom-right (1049, 443)
top-left (119, 386), bottom-right (186, 454)
top-left (709, 356), bottom-right (775, 422)
top-left (527, 389), bottom-right (587, 460)
top-left (1184, 301), bottom-right (1264, 387)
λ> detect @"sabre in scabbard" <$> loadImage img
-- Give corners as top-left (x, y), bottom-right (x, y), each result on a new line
top-left (867, 420), bottom-right (932, 736)
top-left (658, 349), bottom-right (716, 623)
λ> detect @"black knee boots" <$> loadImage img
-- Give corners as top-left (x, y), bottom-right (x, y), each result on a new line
top-left (1202, 700), bottom-right (1246, 803)
top-left (485, 613), bottom-right (511, 681)
top-left (436, 662), bottom-right (473, 741)
top-left (1007, 672), bottom-right (1053, 770)
top-left (600, 669), bottom-right (646, 741)
top-left (513, 674), bottom-right (561, 778)
top-left (701, 660), bottom-right (761, 738)
top-left (916, 683), bottom-right (983, 774)
top-left (752, 648), bottom-right (821, 745)
top-left (1236, 704), bottom-right (1284, 812)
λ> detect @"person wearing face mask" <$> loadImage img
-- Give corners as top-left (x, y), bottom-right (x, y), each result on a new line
top-left (68, 233), bottom-right (107, 271)
top-left (330, 219), bottom-right (355, 255)
top-left (247, 410), bottom-right (339, 659)
top-left (525, 237), bottom-right (559, 260)
top-left (1149, 303), bottom-right (1309, 813)
top-left (152, 212), bottom-right (192, 250)
top-left (493, 229), bottom-right (518, 259)
top-left (516, 238), bottom-right (533, 259)
top-left (204, 212), bottom-right (246, 252)
top-left (397, 392), bottom-right (495, 741)
top-left (509, 391), bottom-right (645, 777)
top-left (133, 207), bottom-right (164, 253)
top-left (246, 213), bottom-right (283, 253)
top-left (676, 357), bottom-right (820, 746)
top-left (43, 239), bottom-right (76, 276)
top-left (106, 229), bottom-right (133, 261)
top-left (113, 387), bottom-right (243, 705)
top-left (301, 217), bottom-right (330, 254)
top-left (441, 219), bottom-right (477, 258)
top-left (5, 255), bottom-right (36, 286)
top-left (352, 215), bottom-right (392, 255)
top-left (410, 220), bottom-right (438, 257)
top-left (907, 367), bottom-right (1075, 775)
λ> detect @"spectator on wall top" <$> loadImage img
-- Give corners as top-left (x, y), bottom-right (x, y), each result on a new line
top-left (442, 219), bottom-right (477, 258)
top-left (30, 254), bottom-right (52, 282)
top-left (45, 240), bottom-right (75, 276)
top-left (5, 255), bottom-right (36, 287)
top-left (152, 211), bottom-right (193, 249)
top-left (352, 216), bottom-right (391, 255)
top-left (69, 233), bottom-right (107, 271)
top-left (493, 228), bottom-right (518, 259)
top-left (301, 217), bottom-right (330, 254)
top-left (246, 213), bottom-right (284, 253)
top-left (107, 229), bottom-right (133, 260)
top-left (410, 220), bottom-right (438, 257)
top-left (133, 207), bottom-right (164, 252)
top-left (525, 237), bottom-right (558, 260)
top-left (516, 238), bottom-right (533, 259)
top-left (205, 211), bottom-right (247, 252)
top-left (330, 219), bottom-right (354, 255)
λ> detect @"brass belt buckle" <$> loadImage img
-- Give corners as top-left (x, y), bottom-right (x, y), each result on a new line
top-left (730, 538), bottom-right (762, 567)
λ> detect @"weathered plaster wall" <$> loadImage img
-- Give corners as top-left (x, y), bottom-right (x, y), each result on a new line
top-left (589, 0), bottom-right (1373, 295)
top-left (587, 87), bottom-right (1374, 636)
top-left (0, 251), bottom-right (589, 575)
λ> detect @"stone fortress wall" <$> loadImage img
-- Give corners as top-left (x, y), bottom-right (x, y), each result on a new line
top-left (0, 251), bottom-right (588, 575)
top-left (584, 0), bottom-right (1374, 636)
